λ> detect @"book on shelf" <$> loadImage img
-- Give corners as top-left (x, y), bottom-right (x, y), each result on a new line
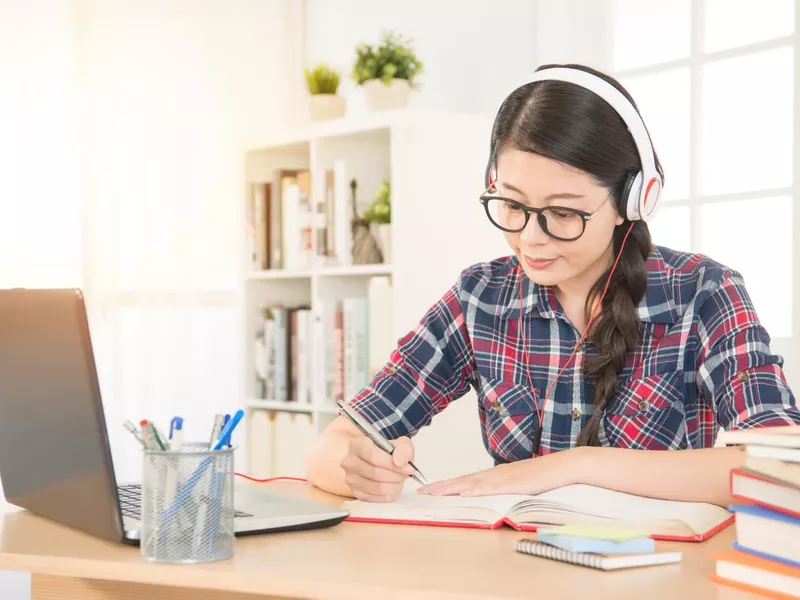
top-left (247, 181), bottom-right (272, 270)
top-left (254, 305), bottom-right (310, 404)
top-left (246, 160), bottom-right (363, 273)
top-left (253, 277), bottom-right (395, 409)
top-left (343, 484), bottom-right (733, 542)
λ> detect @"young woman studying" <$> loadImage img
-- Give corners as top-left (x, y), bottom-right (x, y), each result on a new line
top-left (305, 64), bottom-right (800, 507)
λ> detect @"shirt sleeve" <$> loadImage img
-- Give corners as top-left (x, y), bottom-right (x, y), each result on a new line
top-left (695, 270), bottom-right (800, 430)
top-left (344, 277), bottom-right (476, 440)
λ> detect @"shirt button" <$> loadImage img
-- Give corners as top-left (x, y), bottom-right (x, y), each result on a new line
top-left (737, 371), bottom-right (749, 383)
top-left (571, 408), bottom-right (582, 421)
top-left (387, 365), bottom-right (398, 376)
top-left (491, 400), bottom-right (502, 413)
top-left (638, 400), bottom-right (650, 411)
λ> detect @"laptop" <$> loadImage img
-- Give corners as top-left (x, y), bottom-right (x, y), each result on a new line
top-left (0, 288), bottom-right (349, 545)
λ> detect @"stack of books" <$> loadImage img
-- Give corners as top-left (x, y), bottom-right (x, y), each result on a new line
top-left (713, 425), bottom-right (800, 598)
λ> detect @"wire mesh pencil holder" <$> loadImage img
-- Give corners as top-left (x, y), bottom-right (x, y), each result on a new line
top-left (141, 442), bottom-right (235, 563)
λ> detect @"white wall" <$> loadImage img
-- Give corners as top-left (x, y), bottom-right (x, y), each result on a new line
top-left (305, 0), bottom-right (538, 120)
top-left (79, 0), bottom-right (301, 486)
top-left (534, 0), bottom-right (612, 69)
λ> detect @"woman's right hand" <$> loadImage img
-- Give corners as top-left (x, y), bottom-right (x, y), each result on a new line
top-left (340, 435), bottom-right (416, 502)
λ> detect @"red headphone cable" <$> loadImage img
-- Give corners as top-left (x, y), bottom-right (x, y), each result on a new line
top-left (520, 221), bottom-right (636, 456)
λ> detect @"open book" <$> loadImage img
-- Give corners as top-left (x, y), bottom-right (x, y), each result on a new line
top-left (343, 484), bottom-right (734, 542)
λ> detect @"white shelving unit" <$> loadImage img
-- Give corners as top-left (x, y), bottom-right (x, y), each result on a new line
top-left (240, 109), bottom-right (498, 480)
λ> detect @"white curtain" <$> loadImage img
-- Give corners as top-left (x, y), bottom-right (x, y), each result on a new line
top-left (80, 0), bottom-right (301, 482)
top-left (2, 0), bottom-right (301, 487)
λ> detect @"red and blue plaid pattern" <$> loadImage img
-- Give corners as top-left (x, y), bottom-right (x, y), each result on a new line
top-left (349, 246), bottom-right (800, 464)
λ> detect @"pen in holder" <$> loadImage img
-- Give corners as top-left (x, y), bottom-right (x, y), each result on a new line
top-left (140, 442), bottom-right (235, 563)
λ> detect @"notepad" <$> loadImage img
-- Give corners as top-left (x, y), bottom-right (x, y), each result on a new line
top-left (514, 539), bottom-right (682, 571)
top-left (343, 483), bottom-right (734, 541)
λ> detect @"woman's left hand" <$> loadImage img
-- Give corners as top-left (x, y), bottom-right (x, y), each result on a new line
top-left (417, 447), bottom-right (590, 497)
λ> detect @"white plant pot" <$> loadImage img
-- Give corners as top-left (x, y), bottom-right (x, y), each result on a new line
top-left (362, 78), bottom-right (411, 111)
top-left (308, 94), bottom-right (346, 122)
top-left (376, 223), bottom-right (392, 263)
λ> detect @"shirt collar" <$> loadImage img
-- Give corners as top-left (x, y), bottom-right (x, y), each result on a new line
top-left (499, 248), bottom-right (679, 325)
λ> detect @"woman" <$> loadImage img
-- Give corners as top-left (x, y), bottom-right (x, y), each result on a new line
top-left (306, 64), bottom-right (800, 507)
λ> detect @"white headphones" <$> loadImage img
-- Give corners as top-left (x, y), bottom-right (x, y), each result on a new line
top-left (486, 67), bottom-right (662, 223)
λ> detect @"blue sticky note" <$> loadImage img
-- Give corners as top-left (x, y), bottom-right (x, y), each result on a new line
top-left (537, 532), bottom-right (656, 554)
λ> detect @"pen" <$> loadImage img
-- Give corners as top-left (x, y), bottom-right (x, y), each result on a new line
top-left (336, 401), bottom-right (429, 486)
top-left (139, 420), bottom-right (162, 450)
top-left (169, 417), bottom-right (184, 451)
top-left (164, 417), bottom-right (183, 508)
top-left (212, 410), bottom-right (244, 450)
top-left (208, 413), bottom-right (225, 449)
top-left (150, 422), bottom-right (167, 451)
top-left (221, 413), bottom-right (231, 447)
top-left (122, 420), bottom-right (146, 448)
top-left (159, 410), bottom-right (245, 527)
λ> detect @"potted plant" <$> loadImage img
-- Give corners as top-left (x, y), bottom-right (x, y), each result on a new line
top-left (352, 30), bottom-right (423, 111)
top-left (362, 177), bottom-right (391, 262)
top-left (304, 63), bottom-right (345, 122)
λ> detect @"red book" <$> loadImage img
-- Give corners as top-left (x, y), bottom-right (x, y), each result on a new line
top-left (344, 483), bottom-right (733, 542)
top-left (730, 468), bottom-right (800, 520)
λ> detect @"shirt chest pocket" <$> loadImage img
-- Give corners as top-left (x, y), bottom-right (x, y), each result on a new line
top-left (477, 376), bottom-right (537, 463)
top-left (601, 370), bottom-right (688, 450)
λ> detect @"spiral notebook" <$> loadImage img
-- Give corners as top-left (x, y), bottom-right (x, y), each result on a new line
top-left (514, 539), bottom-right (683, 571)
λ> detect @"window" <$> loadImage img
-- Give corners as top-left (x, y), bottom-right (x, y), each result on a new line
top-left (611, 0), bottom-right (797, 344)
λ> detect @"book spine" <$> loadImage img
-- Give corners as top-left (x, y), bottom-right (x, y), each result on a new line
top-left (273, 308), bottom-right (287, 402)
top-left (335, 303), bottom-right (344, 404)
top-left (343, 298), bottom-right (356, 401)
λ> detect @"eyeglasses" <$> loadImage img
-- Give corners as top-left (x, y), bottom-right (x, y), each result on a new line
top-left (478, 190), bottom-right (612, 242)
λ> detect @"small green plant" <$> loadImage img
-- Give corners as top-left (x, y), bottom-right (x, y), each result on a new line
top-left (362, 178), bottom-right (391, 224)
top-left (352, 30), bottom-right (423, 88)
top-left (304, 63), bottom-right (341, 95)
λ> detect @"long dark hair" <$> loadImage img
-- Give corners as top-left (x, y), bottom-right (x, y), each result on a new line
top-left (489, 63), bottom-right (662, 446)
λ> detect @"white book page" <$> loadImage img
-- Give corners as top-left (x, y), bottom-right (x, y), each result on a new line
top-left (343, 492), bottom-right (530, 524)
top-left (514, 484), bottom-right (732, 534)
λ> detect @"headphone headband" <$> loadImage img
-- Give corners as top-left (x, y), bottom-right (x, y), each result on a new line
top-left (497, 67), bottom-right (662, 222)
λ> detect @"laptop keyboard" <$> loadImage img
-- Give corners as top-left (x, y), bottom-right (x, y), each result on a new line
top-left (118, 484), bottom-right (142, 519)
top-left (117, 484), bottom-right (252, 520)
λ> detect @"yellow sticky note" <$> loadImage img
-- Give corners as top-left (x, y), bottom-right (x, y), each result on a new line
top-left (536, 524), bottom-right (649, 541)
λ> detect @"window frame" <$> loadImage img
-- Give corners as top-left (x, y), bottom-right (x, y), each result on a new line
top-left (609, 0), bottom-right (800, 384)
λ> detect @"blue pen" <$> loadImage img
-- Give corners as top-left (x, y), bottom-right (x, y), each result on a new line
top-left (212, 410), bottom-right (243, 450)
top-left (169, 416), bottom-right (183, 440)
top-left (221, 414), bottom-right (231, 447)
top-left (158, 410), bottom-right (244, 527)
top-left (169, 417), bottom-right (184, 451)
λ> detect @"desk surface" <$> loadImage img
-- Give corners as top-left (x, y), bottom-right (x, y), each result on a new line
top-left (0, 483), bottom-right (760, 600)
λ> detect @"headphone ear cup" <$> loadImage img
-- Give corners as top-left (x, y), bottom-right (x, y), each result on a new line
top-left (623, 171), bottom-right (643, 221)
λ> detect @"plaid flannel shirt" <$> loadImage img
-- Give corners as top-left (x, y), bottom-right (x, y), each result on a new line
top-left (348, 245), bottom-right (800, 464)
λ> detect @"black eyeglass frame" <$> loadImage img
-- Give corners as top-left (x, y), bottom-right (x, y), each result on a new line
top-left (478, 191), bottom-right (612, 242)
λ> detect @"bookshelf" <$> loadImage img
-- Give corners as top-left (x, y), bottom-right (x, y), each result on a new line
top-left (240, 109), bottom-right (497, 479)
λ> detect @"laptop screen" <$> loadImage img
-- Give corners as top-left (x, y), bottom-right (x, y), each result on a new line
top-left (0, 288), bottom-right (125, 542)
